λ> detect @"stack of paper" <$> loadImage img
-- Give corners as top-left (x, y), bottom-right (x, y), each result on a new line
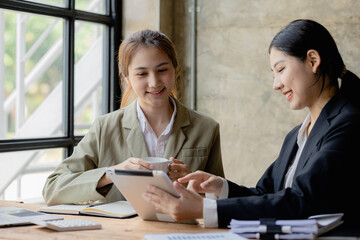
top-left (229, 213), bottom-right (343, 240)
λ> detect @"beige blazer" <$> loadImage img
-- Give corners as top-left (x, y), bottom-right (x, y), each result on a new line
top-left (43, 98), bottom-right (224, 205)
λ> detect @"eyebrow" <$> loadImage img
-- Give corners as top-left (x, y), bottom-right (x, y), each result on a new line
top-left (134, 62), bottom-right (170, 70)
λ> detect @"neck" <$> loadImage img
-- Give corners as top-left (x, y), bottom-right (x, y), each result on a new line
top-left (140, 98), bottom-right (174, 136)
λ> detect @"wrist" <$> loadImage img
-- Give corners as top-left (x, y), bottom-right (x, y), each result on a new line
top-left (97, 173), bottom-right (111, 188)
top-left (215, 178), bottom-right (224, 198)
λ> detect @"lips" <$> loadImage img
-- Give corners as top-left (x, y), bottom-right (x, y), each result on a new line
top-left (147, 87), bottom-right (165, 95)
top-left (283, 90), bottom-right (293, 101)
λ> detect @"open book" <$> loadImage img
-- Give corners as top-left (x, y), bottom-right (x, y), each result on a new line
top-left (229, 213), bottom-right (344, 239)
top-left (38, 201), bottom-right (137, 219)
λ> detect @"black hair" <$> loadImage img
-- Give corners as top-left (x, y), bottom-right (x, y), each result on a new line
top-left (269, 19), bottom-right (360, 108)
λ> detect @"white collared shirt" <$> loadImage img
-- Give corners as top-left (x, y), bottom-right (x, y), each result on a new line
top-left (283, 112), bottom-right (310, 188)
top-left (203, 113), bottom-right (311, 228)
top-left (136, 97), bottom-right (177, 157)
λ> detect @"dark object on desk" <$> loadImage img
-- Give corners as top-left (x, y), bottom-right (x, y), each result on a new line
top-left (0, 207), bottom-right (63, 227)
top-left (323, 223), bottom-right (360, 237)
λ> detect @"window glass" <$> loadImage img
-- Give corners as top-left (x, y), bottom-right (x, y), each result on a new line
top-left (25, 0), bottom-right (66, 8)
top-left (75, 0), bottom-right (107, 15)
top-left (0, 9), bottom-right (64, 139)
top-left (0, 148), bottom-right (63, 203)
top-left (74, 21), bottom-right (105, 135)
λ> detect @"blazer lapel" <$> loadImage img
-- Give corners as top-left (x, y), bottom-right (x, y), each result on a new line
top-left (295, 93), bottom-right (346, 171)
top-left (164, 98), bottom-right (190, 159)
top-left (275, 131), bottom-right (299, 191)
top-left (122, 100), bottom-right (149, 158)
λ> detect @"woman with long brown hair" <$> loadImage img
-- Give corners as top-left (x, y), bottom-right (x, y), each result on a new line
top-left (43, 29), bottom-right (224, 206)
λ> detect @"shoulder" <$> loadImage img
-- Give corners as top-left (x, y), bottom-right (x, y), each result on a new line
top-left (284, 124), bottom-right (301, 142)
top-left (95, 101), bottom-right (137, 129)
top-left (326, 93), bottom-right (360, 127)
top-left (97, 109), bottom-right (124, 126)
top-left (188, 108), bottom-right (219, 127)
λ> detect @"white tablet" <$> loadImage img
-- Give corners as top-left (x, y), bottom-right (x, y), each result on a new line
top-left (106, 169), bottom-right (184, 223)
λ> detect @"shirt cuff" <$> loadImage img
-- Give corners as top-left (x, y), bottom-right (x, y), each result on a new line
top-left (203, 198), bottom-right (218, 228)
top-left (205, 177), bottom-right (229, 200)
top-left (203, 178), bottom-right (229, 228)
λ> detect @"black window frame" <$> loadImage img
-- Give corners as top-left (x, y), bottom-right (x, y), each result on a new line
top-left (0, 0), bottom-right (122, 157)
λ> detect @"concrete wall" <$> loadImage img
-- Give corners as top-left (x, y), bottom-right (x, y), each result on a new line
top-left (122, 0), bottom-right (360, 186)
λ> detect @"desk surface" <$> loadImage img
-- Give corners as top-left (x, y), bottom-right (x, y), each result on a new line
top-left (0, 200), bottom-right (227, 240)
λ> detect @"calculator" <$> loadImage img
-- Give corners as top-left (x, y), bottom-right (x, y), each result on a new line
top-left (32, 219), bottom-right (102, 231)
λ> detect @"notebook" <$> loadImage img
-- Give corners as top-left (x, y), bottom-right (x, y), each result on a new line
top-left (38, 201), bottom-right (137, 218)
top-left (0, 206), bottom-right (63, 227)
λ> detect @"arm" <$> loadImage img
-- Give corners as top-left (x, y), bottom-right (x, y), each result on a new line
top-left (145, 109), bottom-right (360, 228)
top-left (43, 118), bottom-right (106, 205)
top-left (216, 111), bottom-right (360, 227)
top-left (43, 116), bottom-right (155, 205)
top-left (97, 158), bottom-right (154, 188)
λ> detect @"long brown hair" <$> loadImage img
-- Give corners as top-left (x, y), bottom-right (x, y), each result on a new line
top-left (118, 29), bottom-right (180, 108)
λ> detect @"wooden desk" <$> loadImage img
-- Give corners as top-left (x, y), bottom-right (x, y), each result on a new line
top-left (0, 200), bottom-right (227, 240)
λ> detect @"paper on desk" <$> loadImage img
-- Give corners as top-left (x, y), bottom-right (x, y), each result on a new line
top-left (143, 232), bottom-right (246, 240)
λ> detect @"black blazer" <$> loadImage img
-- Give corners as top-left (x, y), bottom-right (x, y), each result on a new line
top-left (217, 92), bottom-right (360, 231)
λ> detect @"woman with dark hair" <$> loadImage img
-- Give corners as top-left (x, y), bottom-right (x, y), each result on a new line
top-left (144, 19), bottom-right (360, 232)
top-left (43, 29), bottom-right (224, 206)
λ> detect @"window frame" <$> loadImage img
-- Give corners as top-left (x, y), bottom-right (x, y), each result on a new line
top-left (0, 0), bottom-right (122, 157)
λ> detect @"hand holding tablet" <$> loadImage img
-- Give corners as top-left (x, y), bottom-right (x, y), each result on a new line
top-left (106, 169), bottom-right (193, 223)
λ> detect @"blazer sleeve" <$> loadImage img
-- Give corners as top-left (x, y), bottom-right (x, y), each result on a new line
top-left (216, 110), bottom-right (360, 228)
top-left (42, 118), bottom-right (108, 205)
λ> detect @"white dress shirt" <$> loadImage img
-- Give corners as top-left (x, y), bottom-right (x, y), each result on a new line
top-left (136, 98), bottom-right (177, 157)
top-left (203, 113), bottom-right (311, 228)
top-left (283, 113), bottom-right (310, 188)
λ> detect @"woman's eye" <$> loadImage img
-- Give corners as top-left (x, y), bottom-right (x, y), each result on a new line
top-left (278, 67), bottom-right (284, 73)
top-left (136, 72), bottom-right (147, 77)
top-left (158, 68), bottom-right (168, 73)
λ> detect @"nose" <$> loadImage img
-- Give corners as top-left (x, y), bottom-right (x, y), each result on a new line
top-left (273, 76), bottom-right (283, 91)
top-left (148, 72), bottom-right (160, 88)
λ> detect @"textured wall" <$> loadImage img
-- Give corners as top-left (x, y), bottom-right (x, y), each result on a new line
top-left (122, 0), bottom-right (160, 38)
top-left (123, 0), bottom-right (360, 186)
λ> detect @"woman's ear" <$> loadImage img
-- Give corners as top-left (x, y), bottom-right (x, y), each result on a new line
top-left (306, 49), bottom-right (321, 74)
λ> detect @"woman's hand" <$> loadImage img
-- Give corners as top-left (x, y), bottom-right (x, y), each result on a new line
top-left (143, 181), bottom-right (203, 221)
top-left (179, 171), bottom-right (223, 198)
top-left (97, 158), bottom-right (154, 188)
top-left (114, 157), bottom-right (154, 171)
top-left (168, 157), bottom-right (191, 181)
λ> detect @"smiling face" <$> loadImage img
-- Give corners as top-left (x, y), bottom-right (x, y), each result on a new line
top-left (270, 47), bottom-right (322, 110)
top-left (125, 46), bottom-right (175, 112)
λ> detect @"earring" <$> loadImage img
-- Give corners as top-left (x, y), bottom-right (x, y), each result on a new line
top-left (313, 70), bottom-right (317, 74)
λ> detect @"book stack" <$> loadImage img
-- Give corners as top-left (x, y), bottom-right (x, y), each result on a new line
top-left (229, 213), bottom-right (343, 240)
